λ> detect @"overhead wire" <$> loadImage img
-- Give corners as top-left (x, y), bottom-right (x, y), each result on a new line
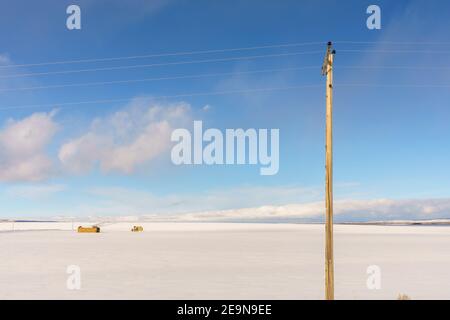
top-left (0, 41), bottom-right (325, 69)
top-left (0, 66), bottom-right (318, 92)
top-left (1, 82), bottom-right (449, 111)
top-left (0, 50), bottom-right (323, 79)
top-left (0, 40), bottom-right (449, 111)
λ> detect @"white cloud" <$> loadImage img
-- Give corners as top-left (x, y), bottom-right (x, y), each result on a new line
top-left (5, 184), bottom-right (65, 200)
top-left (59, 98), bottom-right (191, 174)
top-left (83, 184), bottom-right (322, 217)
top-left (178, 198), bottom-right (450, 222)
top-left (0, 110), bottom-right (58, 182)
top-left (0, 54), bottom-right (11, 65)
top-left (179, 203), bottom-right (323, 221)
top-left (102, 121), bottom-right (171, 173)
top-left (52, 183), bottom-right (450, 222)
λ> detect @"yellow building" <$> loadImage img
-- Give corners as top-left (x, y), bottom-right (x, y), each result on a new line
top-left (77, 226), bottom-right (100, 233)
top-left (131, 226), bottom-right (144, 232)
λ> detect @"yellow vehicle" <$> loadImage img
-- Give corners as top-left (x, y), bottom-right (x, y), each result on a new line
top-left (77, 226), bottom-right (100, 233)
top-left (131, 225), bottom-right (144, 232)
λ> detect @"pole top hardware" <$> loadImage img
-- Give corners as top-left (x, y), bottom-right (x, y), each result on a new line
top-left (322, 42), bottom-right (334, 76)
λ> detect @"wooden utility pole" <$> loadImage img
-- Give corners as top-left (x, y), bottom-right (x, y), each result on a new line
top-left (322, 41), bottom-right (335, 300)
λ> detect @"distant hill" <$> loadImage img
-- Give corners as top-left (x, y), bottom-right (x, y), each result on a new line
top-left (342, 219), bottom-right (450, 226)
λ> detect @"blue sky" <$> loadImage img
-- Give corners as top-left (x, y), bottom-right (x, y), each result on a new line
top-left (0, 0), bottom-right (449, 221)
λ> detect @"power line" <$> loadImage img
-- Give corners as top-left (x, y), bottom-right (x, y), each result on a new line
top-left (0, 84), bottom-right (323, 111)
top-left (2, 40), bottom-right (450, 69)
top-left (337, 83), bottom-right (450, 88)
top-left (0, 50), bottom-right (323, 79)
top-left (0, 66), bottom-right (318, 92)
top-left (338, 65), bottom-right (450, 70)
top-left (0, 42), bottom-right (325, 69)
top-left (339, 49), bottom-right (450, 54)
top-left (1, 64), bottom-right (448, 93)
top-left (335, 40), bottom-right (450, 46)
top-left (1, 82), bottom-right (449, 111)
top-left (2, 50), bottom-right (446, 80)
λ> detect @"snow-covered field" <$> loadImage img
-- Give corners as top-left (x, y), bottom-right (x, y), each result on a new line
top-left (1, 222), bottom-right (449, 299)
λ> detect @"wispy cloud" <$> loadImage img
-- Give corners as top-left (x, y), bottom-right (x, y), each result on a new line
top-left (0, 54), bottom-right (11, 65)
top-left (84, 184), bottom-right (323, 216)
top-left (5, 184), bottom-right (65, 200)
top-left (177, 197), bottom-right (450, 222)
top-left (59, 97), bottom-right (192, 174)
top-left (0, 110), bottom-right (58, 182)
top-left (47, 182), bottom-right (450, 222)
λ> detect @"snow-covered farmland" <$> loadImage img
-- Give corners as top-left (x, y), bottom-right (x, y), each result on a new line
top-left (1, 222), bottom-right (449, 299)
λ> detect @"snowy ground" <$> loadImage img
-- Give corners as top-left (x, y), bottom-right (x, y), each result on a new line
top-left (1, 222), bottom-right (449, 299)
